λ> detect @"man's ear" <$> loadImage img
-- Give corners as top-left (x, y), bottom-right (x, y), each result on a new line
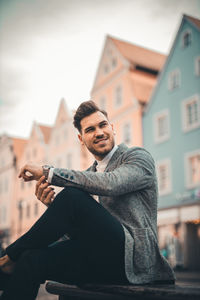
top-left (78, 134), bottom-right (84, 145)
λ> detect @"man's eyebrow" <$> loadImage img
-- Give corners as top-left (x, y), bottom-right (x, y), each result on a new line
top-left (84, 125), bottom-right (94, 132)
top-left (99, 120), bottom-right (108, 125)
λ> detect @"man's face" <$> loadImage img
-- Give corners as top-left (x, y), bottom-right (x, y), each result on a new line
top-left (78, 111), bottom-right (115, 161)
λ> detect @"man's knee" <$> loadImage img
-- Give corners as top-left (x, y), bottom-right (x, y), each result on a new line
top-left (54, 186), bottom-right (91, 206)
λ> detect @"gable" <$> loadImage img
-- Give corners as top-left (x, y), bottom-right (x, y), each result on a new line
top-left (144, 15), bottom-right (200, 115)
top-left (55, 98), bottom-right (71, 127)
top-left (91, 36), bottom-right (129, 93)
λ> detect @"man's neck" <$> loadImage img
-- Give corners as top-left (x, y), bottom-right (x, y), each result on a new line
top-left (95, 145), bottom-right (118, 164)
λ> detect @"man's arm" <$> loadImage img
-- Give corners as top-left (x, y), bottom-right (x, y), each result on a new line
top-left (51, 148), bottom-right (156, 197)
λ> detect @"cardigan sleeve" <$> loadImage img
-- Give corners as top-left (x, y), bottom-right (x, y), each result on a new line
top-left (51, 148), bottom-right (156, 196)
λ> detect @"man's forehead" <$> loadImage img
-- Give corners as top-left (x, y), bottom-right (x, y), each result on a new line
top-left (81, 111), bottom-right (108, 129)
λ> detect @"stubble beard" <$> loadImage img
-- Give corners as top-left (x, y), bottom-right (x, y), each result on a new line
top-left (87, 137), bottom-right (115, 159)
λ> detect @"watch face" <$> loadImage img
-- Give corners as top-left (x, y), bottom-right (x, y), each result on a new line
top-left (43, 165), bottom-right (50, 170)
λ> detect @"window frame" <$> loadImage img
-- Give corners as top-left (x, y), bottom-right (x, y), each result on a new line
top-left (184, 149), bottom-right (200, 189)
top-left (99, 96), bottom-right (107, 111)
top-left (195, 56), bottom-right (200, 77)
top-left (153, 109), bottom-right (170, 144)
top-left (181, 30), bottom-right (192, 48)
top-left (168, 69), bottom-right (181, 91)
top-left (122, 122), bottom-right (132, 145)
top-left (182, 94), bottom-right (200, 132)
top-left (156, 158), bottom-right (172, 196)
top-left (114, 84), bottom-right (123, 108)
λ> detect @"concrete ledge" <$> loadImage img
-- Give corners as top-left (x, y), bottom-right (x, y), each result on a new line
top-left (46, 280), bottom-right (200, 300)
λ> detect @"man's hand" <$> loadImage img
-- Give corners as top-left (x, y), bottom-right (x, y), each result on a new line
top-left (35, 176), bottom-right (55, 207)
top-left (18, 163), bottom-right (43, 181)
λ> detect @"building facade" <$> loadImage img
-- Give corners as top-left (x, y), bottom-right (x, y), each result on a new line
top-left (10, 122), bottom-right (52, 242)
top-left (143, 15), bottom-right (200, 270)
top-left (0, 135), bottom-right (27, 246)
top-left (91, 35), bottom-right (166, 148)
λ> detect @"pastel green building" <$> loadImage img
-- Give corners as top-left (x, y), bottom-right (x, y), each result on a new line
top-left (143, 15), bottom-right (200, 270)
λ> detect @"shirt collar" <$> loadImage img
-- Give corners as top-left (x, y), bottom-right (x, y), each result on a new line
top-left (96, 145), bottom-right (118, 168)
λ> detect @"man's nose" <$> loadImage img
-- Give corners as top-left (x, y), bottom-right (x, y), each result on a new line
top-left (95, 127), bottom-right (104, 136)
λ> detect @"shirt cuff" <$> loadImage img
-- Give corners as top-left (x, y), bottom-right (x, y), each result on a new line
top-left (48, 168), bottom-right (54, 183)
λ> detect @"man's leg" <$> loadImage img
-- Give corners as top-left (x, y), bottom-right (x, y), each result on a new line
top-left (1, 239), bottom-right (92, 300)
top-left (2, 187), bottom-right (127, 293)
top-left (6, 187), bottom-right (126, 266)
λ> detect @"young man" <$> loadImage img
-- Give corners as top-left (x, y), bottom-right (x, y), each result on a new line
top-left (0, 101), bottom-right (175, 300)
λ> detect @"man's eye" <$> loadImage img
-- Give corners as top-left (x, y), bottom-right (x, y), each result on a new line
top-left (100, 123), bottom-right (107, 127)
top-left (86, 128), bottom-right (93, 133)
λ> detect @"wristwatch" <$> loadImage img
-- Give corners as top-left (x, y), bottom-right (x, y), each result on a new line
top-left (42, 165), bottom-right (53, 181)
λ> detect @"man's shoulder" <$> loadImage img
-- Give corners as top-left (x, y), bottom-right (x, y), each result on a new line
top-left (119, 144), bottom-right (153, 160)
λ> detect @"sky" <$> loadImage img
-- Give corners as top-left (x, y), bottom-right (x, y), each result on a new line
top-left (0, 0), bottom-right (200, 138)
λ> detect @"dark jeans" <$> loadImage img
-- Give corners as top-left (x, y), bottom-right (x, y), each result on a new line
top-left (1, 187), bottom-right (128, 300)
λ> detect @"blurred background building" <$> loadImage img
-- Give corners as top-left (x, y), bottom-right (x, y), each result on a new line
top-left (0, 14), bottom-right (199, 270)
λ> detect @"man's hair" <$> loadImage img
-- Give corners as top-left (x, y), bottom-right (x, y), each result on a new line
top-left (73, 100), bottom-right (108, 133)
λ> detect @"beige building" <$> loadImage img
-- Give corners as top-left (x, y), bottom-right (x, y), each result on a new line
top-left (91, 35), bottom-right (166, 148)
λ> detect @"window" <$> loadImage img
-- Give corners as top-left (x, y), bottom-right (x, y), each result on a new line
top-left (156, 159), bottom-right (172, 196)
top-left (26, 204), bottom-right (30, 218)
top-left (182, 30), bottom-right (192, 48)
top-left (168, 69), bottom-right (180, 90)
top-left (18, 200), bottom-right (23, 220)
top-left (99, 97), bottom-right (106, 111)
top-left (123, 123), bottom-right (132, 145)
top-left (114, 85), bottom-right (123, 108)
top-left (195, 56), bottom-right (200, 77)
top-left (154, 110), bottom-right (170, 143)
top-left (112, 58), bottom-right (117, 68)
top-left (182, 95), bottom-right (200, 132)
top-left (185, 150), bottom-right (200, 188)
top-left (34, 202), bottom-right (39, 216)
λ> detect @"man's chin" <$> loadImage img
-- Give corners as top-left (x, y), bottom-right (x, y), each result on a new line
top-left (93, 145), bottom-right (113, 157)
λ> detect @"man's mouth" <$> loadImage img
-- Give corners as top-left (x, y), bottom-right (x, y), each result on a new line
top-left (94, 138), bottom-right (108, 144)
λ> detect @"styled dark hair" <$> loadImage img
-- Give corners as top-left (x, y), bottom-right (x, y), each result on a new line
top-left (73, 100), bottom-right (108, 133)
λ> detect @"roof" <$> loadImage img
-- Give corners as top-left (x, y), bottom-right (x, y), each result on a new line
top-left (130, 70), bottom-right (157, 103)
top-left (185, 14), bottom-right (200, 30)
top-left (109, 36), bottom-right (166, 71)
top-left (38, 125), bottom-right (52, 143)
top-left (144, 14), bottom-right (200, 114)
top-left (12, 138), bottom-right (27, 160)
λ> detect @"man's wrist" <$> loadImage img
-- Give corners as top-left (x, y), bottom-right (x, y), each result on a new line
top-left (42, 165), bottom-right (53, 181)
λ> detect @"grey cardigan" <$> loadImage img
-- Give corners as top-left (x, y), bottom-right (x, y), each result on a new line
top-left (51, 144), bottom-right (175, 284)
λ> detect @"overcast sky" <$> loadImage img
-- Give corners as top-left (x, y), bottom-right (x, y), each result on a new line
top-left (0, 0), bottom-right (200, 138)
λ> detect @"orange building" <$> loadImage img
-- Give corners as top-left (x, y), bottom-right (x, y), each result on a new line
top-left (0, 135), bottom-right (27, 246)
top-left (10, 122), bottom-right (52, 242)
top-left (91, 35), bottom-right (166, 148)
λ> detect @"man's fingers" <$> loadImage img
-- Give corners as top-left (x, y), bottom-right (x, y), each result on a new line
top-left (41, 189), bottom-right (55, 207)
top-left (35, 176), bottom-right (46, 196)
top-left (36, 182), bottom-right (49, 199)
